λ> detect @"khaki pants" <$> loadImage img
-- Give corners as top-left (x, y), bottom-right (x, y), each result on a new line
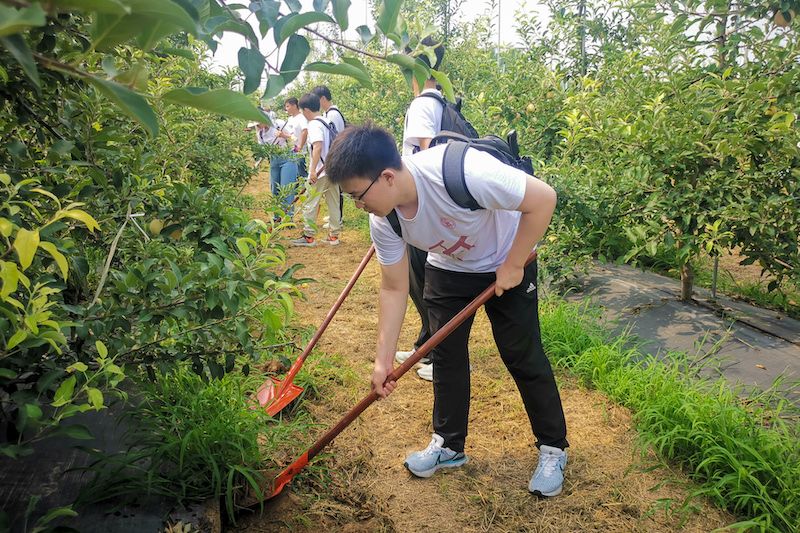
top-left (301, 174), bottom-right (341, 237)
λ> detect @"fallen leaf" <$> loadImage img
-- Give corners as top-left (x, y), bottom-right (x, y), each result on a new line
top-left (755, 365), bottom-right (767, 370)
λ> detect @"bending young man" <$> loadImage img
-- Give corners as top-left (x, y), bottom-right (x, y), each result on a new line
top-left (325, 121), bottom-right (570, 497)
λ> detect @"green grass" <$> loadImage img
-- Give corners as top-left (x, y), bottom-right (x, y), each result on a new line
top-left (74, 363), bottom-right (314, 520)
top-left (539, 297), bottom-right (800, 533)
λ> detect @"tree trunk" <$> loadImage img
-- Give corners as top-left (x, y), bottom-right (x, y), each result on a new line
top-left (681, 261), bottom-right (694, 301)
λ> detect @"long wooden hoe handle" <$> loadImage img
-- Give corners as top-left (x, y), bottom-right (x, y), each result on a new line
top-left (267, 249), bottom-right (538, 501)
top-left (272, 244), bottom-right (376, 400)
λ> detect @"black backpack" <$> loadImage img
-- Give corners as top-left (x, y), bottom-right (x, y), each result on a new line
top-left (416, 92), bottom-right (479, 139)
top-left (386, 130), bottom-right (534, 236)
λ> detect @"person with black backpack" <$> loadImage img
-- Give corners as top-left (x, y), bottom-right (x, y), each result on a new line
top-left (290, 93), bottom-right (341, 246)
top-left (325, 121), bottom-right (570, 498)
top-left (311, 84), bottom-right (347, 230)
top-left (393, 37), bottom-right (448, 381)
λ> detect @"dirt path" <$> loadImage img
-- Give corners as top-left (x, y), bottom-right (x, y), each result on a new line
top-left (230, 171), bottom-right (738, 532)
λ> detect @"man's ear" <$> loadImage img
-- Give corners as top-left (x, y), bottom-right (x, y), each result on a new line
top-left (382, 169), bottom-right (396, 186)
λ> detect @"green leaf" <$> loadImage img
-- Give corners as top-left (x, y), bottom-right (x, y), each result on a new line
top-left (38, 241), bottom-right (69, 279)
top-left (431, 71), bottom-right (454, 102)
top-left (25, 403), bottom-right (42, 420)
top-left (0, 260), bottom-right (20, 299)
top-left (60, 209), bottom-right (101, 232)
top-left (377, 0), bottom-right (403, 35)
top-left (90, 0), bottom-right (197, 50)
top-left (285, 0), bottom-right (302, 13)
top-left (332, 0), bottom-right (351, 31)
top-left (0, 34), bottom-right (40, 91)
top-left (261, 74), bottom-right (286, 101)
top-left (386, 52), bottom-right (416, 70)
top-left (387, 53), bottom-right (428, 87)
top-left (67, 362), bottom-right (88, 373)
top-left (161, 87), bottom-right (270, 123)
top-left (113, 63), bottom-right (149, 92)
top-left (56, 424), bottom-right (93, 440)
top-left (0, 368), bottom-right (16, 380)
top-left (51, 0), bottom-right (130, 15)
top-left (87, 388), bottom-right (104, 409)
top-left (356, 24), bottom-right (372, 46)
top-left (37, 369), bottom-right (64, 392)
top-left (0, 4), bottom-right (46, 37)
top-left (96, 340), bottom-right (108, 358)
top-left (238, 47), bottom-right (265, 95)
top-left (313, 0), bottom-right (330, 11)
top-left (278, 12), bottom-right (334, 45)
top-left (37, 506), bottom-right (78, 525)
top-left (205, 18), bottom-right (259, 45)
top-left (52, 375), bottom-right (76, 407)
top-left (13, 228), bottom-right (39, 271)
top-left (280, 34), bottom-right (310, 85)
top-left (84, 76), bottom-right (159, 137)
top-left (304, 61), bottom-right (372, 89)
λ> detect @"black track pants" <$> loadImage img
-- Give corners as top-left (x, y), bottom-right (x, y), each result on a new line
top-left (423, 260), bottom-right (569, 453)
top-left (407, 245), bottom-right (432, 350)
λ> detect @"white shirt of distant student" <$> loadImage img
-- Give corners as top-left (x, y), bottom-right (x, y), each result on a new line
top-left (306, 116), bottom-right (334, 177)
top-left (257, 118), bottom-right (286, 147)
top-left (402, 88), bottom-right (444, 156)
top-left (369, 146), bottom-right (528, 274)
top-left (325, 105), bottom-right (345, 134)
top-left (284, 113), bottom-right (308, 151)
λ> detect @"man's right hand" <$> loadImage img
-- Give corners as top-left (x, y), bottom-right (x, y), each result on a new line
top-left (372, 360), bottom-right (396, 399)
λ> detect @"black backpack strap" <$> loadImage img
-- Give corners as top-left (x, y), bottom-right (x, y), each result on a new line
top-left (416, 92), bottom-right (447, 106)
top-left (442, 143), bottom-right (482, 211)
top-left (329, 105), bottom-right (345, 124)
top-left (386, 210), bottom-right (403, 238)
top-left (430, 130), bottom-right (473, 148)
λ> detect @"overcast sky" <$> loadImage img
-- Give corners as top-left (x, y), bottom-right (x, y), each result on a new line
top-left (206, 0), bottom-right (548, 74)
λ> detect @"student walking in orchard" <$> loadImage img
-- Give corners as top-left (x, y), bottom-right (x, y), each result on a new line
top-left (325, 121), bottom-right (570, 497)
top-left (290, 93), bottom-right (341, 247)
top-left (277, 97), bottom-right (309, 193)
top-left (257, 115), bottom-right (297, 221)
top-left (310, 84), bottom-right (346, 230)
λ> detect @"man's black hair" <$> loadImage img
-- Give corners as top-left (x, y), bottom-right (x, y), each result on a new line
top-left (310, 85), bottom-right (332, 101)
top-left (326, 120), bottom-right (403, 185)
top-left (298, 93), bottom-right (320, 112)
top-left (284, 96), bottom-right (299, 107)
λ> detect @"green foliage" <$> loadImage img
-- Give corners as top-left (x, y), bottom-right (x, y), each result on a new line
top-left (73, 363), bottom-right (311, 519)
top-left (540, 297), bottom-right (800, 532)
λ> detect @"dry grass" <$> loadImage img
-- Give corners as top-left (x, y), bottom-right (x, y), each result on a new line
top-left (229, 172), bottom-right (738, 533)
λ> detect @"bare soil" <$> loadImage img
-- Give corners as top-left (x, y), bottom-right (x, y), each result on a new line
top-left (227, 171), bottom-right (739, 533)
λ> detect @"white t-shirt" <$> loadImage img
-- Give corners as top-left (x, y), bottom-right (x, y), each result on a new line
top-left (370, 146), bottom-right (528, 273)
top-left (306, 116), bottom-right (335, 176)
top-left (402, 88), bottom-right (444, 156)
top-left (257, 118), bottom-right (286, 147)
top-left (283, 113), bottom-right (308, 151)
top-left (325, 105), bottom-right (345, 134)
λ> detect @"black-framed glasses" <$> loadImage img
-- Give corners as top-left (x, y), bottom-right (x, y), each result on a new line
top-left (343, 173), bottom-right (381, 203)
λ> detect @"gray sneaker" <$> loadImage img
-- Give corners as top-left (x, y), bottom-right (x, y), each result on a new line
top-left (290, 235), bottom-right (315, 247)
top-left (404, 434), bottom-right (468, 478)
top-left (528, 445), bottom-right (567, 497)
